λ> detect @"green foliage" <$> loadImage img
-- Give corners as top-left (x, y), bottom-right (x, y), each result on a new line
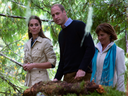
top-left (63, 93), bottom-right (78, 96)
top-left (61, 86), bottom-right (126, 96)
top-left (115, 35), bottom-right (126, 52)
top-left (80, 80), bottom-right (85, 89)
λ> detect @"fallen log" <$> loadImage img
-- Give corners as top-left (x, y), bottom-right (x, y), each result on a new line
top-left (23, 80), bottom-right (105, 96)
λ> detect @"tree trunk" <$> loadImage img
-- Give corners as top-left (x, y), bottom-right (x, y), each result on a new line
top-left (23, 80), bottom-right (105, 96)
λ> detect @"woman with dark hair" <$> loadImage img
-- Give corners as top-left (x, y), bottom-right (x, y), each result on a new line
top-left (23, 15), bottom-right (56, 87)
top-left (91, 23), bottom-right (125, 92)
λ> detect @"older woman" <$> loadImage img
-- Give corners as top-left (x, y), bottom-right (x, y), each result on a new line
top-left (91, 23), bottom-right (125, 92)
top-left (23, 15), bottom-right (56, 87)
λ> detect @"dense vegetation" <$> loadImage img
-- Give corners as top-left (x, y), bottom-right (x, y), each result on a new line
top-left (0, 0), bottom-right (128, 95)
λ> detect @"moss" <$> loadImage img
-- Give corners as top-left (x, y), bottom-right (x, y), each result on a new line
top-left (79, 80), bottom-right (85, 89)
top-left (86, 86), bottom-right (126, 96)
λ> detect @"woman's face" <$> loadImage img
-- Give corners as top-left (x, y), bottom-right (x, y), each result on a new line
top-left (29, 19), bottom-right (41, 37)
top-left (97, 31), bottom-right (111, 46)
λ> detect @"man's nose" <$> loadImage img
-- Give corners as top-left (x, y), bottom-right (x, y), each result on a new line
top-left (54, 15), bottom-right (58, 19)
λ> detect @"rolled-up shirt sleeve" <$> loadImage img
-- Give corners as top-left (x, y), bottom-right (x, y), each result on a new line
top-left (44, 39), bottom-right (56, 67)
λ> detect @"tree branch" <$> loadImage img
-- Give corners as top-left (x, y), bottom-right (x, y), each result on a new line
top-left (0, 38), bottom-right (22, 56)
top-left (0, 52), bottom-right (23, 67)
top-left (0, 92), bottom-right (10, 95)
top-left (10, 0), bottom-right (26, 8)
top-left (0, 73), bottom-right (22, 93)
top-left (51, 25), bottom-right (58, 38)
top-left (23, 80), bottom-right (105, 96)
top-left (31, 0), bottom-right (51, 14)
top-left (0, 14), bottom-right (53, 22)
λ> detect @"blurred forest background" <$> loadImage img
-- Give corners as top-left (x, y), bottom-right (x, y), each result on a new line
top-left (0, 0), bottom-right (128, 96)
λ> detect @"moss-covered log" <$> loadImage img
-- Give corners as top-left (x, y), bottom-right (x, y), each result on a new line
top-left (23, 80), bottom-right (105, 96)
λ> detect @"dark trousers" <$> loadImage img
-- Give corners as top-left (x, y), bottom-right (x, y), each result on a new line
top-left (63, 72), bottom-right (91, 83)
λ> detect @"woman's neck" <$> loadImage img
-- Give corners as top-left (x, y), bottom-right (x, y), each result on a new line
top-left (102, 42), bottom-right (111, 51)
top-left (32, 35), bottom-right (38, 41)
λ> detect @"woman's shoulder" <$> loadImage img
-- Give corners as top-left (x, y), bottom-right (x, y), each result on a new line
top-left (116, 46), bottom-right (124, 51)
top-left (38, 36), bottom-right (51, 42)
top-left (108, 42), bottom-right (124, 53)
top-left (38, 37), bottom-right (52, 46)
top-left (24, 39), bottom-right (31, 47)
top-left (116, 46), bottom-right (124, 54)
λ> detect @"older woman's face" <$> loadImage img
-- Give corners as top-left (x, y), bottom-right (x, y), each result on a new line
top-left (97, 31), bottom-right (111, 46)
top-left (29, 19), bottom-right (41, 37)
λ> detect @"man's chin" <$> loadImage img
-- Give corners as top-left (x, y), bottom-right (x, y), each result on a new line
top-left (55, 22), bottom-right (61, 25)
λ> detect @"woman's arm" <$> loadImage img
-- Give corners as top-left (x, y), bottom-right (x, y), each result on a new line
top-left (23, 62), bottom-right (52, 71)
top-left (116, 47), bottom-right (125, 92)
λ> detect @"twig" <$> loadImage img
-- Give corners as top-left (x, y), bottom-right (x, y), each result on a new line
top-left (31, 0), bottom-right (51, 14)
top-left (51, 25), bottom-right (58, 38)
top-left (0, 38), bottom-right (22, 57)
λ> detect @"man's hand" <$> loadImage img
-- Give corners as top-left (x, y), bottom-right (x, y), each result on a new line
top-left (53, 78), bottom-right (58, 81)
top-left (74, 69), bottom-right (86, 80)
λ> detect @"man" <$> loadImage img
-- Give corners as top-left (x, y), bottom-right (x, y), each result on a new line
top-left (51, 4), bottom-right (95, 83)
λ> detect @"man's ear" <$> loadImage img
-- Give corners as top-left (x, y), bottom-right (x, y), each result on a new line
top-left (63, 10), bottom-right (67, 15)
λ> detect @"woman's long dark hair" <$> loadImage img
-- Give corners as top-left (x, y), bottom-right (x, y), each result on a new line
top-left (28, 15), bottom-right (49, 39)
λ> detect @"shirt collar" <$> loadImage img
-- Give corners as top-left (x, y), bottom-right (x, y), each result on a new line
top-left (31, 37), bottom-right (38, 42)
top-left (31, 36), bottom-right (44, 47)
top-left (63, 18), bottom-right (73, 28)
top-left (97, 42), bottom-right (114, 53)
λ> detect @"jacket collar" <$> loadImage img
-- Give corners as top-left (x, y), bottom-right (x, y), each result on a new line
top-left (26, 36), bottom-right (43, 49)
top-left (95, 42), bottom-right (114, 53)
top-left (30, 36), bottom-right (43, 42)
top-left (34, 36), bottom-right (42, 43)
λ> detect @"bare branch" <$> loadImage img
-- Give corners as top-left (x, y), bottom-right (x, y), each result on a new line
top-left (0, 14), bottom-right (25, 19)
top-left (0, 52), bottom-right (23, 67)
top-left (0, 14), bottom-right (53, 22)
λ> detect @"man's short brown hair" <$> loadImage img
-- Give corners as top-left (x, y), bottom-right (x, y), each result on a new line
top-left (51, 4), bottom-right (65, 12)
